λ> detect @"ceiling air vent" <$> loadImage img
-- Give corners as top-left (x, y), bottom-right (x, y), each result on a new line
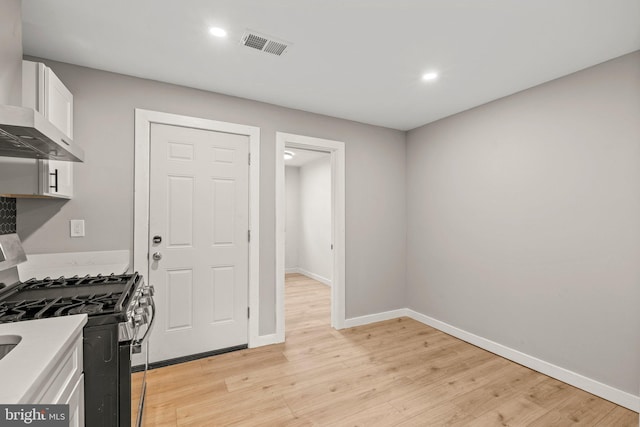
top-left (241, 30), bottom-right (291, 56)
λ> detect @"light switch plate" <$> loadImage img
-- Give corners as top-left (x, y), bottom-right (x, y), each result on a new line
top-left (70, 219), bottom-right (85, 237)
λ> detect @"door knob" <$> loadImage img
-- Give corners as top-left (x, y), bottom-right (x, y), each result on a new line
top-left (152, 252), bottom-right (162, 261)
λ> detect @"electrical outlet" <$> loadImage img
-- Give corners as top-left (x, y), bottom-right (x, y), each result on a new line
top-left (70, 219), bottom-right (85, 237)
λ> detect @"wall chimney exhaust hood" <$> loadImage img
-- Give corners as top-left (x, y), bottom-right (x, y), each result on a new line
top-left (0, 105), bottom-right (84, 162)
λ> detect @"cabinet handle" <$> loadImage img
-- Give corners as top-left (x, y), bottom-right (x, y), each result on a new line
top-left (49, 169), bottom-right (59, 193)
top-left (61, 138), bottom-right (70, 146)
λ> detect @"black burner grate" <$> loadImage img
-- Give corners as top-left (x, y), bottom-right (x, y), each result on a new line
top-left (0, 299), bottom-right (49, 322)
top-left (22, 273), bottom-right (133, 289)
top-left (0, 293), bottom-right (124, 322)
top-left (0, 273), bottom-right (141, 325)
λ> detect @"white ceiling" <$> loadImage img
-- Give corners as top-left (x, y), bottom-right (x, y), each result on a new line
top-left (284, 148), bottom-right (330, 168)
top-left (21, 1), bottom-right (640, 131)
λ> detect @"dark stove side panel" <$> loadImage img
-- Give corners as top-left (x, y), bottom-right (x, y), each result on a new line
top-left (119, 344), bottom-right (131, 427)
top-left (84, 324), bottom-right (120, 427)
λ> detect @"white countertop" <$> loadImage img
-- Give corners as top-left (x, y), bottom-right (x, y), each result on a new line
top-left (18, 250), bottom-right (130, 280)
top-left (0, 315), bottom-right (87, 403)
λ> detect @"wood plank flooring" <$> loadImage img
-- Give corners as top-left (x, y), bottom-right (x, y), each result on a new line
top-left (134, 273), bottom-right (638, 426)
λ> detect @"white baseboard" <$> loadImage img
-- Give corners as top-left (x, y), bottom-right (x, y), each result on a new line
top-left (285, 267), bottom-right (299, 274)
top-left (404, 309), bottom-right (640, 413)
top-left (296, 268), bottom-right (332, 287)
top-left (344, 309), bottom-right (407, 328)
top-left (249, 333), bottom-right (283, 348)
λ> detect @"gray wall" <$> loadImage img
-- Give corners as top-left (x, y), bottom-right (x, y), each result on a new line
top-left (0, 0), bottom-right (22, 106)
top-left (406, 51), bottom-right (640, 395)
top-left (298, 155), bottom-right (332, 283)
top-left (17, 58), bottom-right (407, 334)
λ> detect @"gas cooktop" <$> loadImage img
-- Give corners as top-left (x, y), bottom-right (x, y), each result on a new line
top-left (0, 273), bottom-right (140, 326)
top-left (21, 274), bottom-right (134, 289)
top-left (0, 293), bottom-right (123, 321)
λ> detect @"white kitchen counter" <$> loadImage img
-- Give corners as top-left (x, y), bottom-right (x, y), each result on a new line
top-left (18, 250), bottom-right (130, 280)
top-left (0, 315), bottom-right (87, 403)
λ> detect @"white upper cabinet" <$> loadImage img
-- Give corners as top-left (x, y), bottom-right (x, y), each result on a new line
top-left (44, 66), bottom-right (74, 140)
top-left (0, 157), bottom-right (73, 199)
top-left (0, 62), bottom-right (75, 198)
top-left (40, 159), bottom-right (74, 198)
top-left (22, 60), bottom-right (74, 140)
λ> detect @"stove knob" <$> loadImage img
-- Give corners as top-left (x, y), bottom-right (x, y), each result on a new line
top-left (134, 314), bottom-right (143, 326)
top-left (135, 308), bottom-right (149, 324)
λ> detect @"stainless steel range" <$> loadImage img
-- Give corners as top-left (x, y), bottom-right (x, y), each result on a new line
top-left (0, 234), bottom-right (155, 427)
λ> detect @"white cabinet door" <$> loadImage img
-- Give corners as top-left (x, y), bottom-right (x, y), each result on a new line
top-left (22, 60), bottom-right (74, 141)
top-left (44, 67), bottom-right (73, 140)
top-left (39, 159), bottom-right (73, 198)
top-left (65, 374), bottom-right (84, 427)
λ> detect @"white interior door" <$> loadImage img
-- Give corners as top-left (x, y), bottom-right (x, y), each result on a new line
top-left (148, 123), bottom-right (249, 363)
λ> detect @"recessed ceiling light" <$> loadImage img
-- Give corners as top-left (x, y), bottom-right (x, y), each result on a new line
top-left (422, 72), bottom-right (439, 81)
top-left (209, 27), bottom-right (227, 38)
top-left (284, 151), bottom-right (295, 160)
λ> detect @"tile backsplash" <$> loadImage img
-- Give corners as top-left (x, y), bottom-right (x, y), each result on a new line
top-left (0, 197), bottom-right (17, 235)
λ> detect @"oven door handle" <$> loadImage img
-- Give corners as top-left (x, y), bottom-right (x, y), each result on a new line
top-left (132, 296), bottom-right (155, 354)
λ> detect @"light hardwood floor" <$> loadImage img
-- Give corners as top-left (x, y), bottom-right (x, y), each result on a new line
top-left (135, 273), bottom-right (638, 426)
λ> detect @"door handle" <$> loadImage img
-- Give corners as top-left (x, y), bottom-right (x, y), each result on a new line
top-left (152, 252), bottom-right (162, 261)
top-left (49, 169), bottom-right (59, 192)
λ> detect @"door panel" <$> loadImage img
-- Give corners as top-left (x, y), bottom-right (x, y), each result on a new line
top-left (211, 266), bottom-right (235, 322)
top-left (148, 123), bottom-right (249, 363)
top-left (168, 142), bottom-right (194, 160)
top-left (167, 175), bottom-right (194, 247)
top-left (166, 269), bottom-right (193, 330)
top-left (212, 179), bottom-right (236, 244)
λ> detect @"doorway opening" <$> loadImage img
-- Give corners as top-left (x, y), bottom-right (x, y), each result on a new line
top-left (275, 133), bottom-right (346, 342)
top-left (284, 148), bottom-right (332, 330)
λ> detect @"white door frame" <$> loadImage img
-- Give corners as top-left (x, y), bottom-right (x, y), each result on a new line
top-left (275, 132), bottom-right (346, 339)
top-left (133, 109), bottom-right (261, 348)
